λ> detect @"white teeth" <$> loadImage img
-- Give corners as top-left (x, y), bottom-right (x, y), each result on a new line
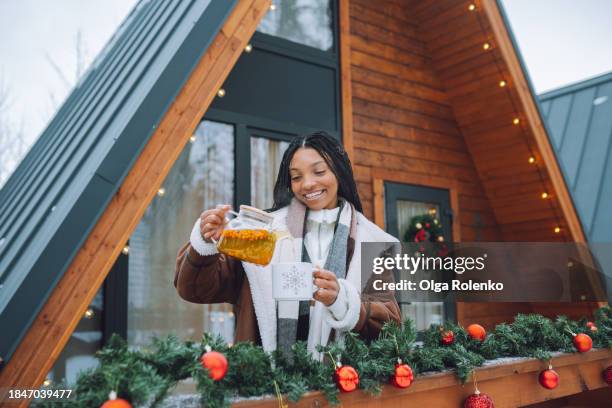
top-left (305, 190), bottom-right (324, 200)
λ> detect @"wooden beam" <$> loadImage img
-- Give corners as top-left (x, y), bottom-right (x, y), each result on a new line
top-left (480, 0), bottom-right (586, 243)
top-left (0, 0), bottom-right (271, 402)
top-left (339, 0), bottom-right (355, 161)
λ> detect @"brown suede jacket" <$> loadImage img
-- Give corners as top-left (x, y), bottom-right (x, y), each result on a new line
top-left (174, 239), bottom-right (401, 346)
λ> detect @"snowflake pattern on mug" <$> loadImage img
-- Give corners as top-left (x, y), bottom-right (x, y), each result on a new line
top-left (281, 265), bottom-right (309, 295)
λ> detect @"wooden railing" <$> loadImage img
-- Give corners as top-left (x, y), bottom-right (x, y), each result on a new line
top-left (233, 349), bottom-right (612, 408)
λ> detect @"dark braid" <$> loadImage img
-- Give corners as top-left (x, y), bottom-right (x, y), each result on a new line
top-left (271, 131), bottom-right (363, 212)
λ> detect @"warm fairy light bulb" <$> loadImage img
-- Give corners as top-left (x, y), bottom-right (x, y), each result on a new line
top-left (528, 156), bottom-right (536, 164)
top-left (189, 135), bottom-right (196, 143)
top-left (122, 245), bottom-right (129, 255)
top-left (43, 379), bottom-right (52, 387)
top-left (468, 4), bottom-right (476, 11)
top-left (499, 80), bottom-right (507, 87)
top-left (483, 42), bottom-right (490, 50)
top-left (84, 308), bottom-right (94, 319)
top-left (269, 4), bottom-right (276, 11)
top-left (554, 227), bottom-right (561, 234)
top-left (245, 44), bottom-right (253, 53)
top-left (217, 88), bottom-right (226, 98)
top-left (513, 117), bottom-right (520, 125)
top-left (157, 187), bottom-right (166, 197)
top-left (541, 192), bottom-right (549, 199)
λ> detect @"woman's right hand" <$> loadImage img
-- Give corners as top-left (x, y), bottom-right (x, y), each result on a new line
top-left (199, 204), bottom-right (231, 242)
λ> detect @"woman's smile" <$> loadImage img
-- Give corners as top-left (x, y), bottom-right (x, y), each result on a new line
top-left (303, 189), bottom-right (326, 201)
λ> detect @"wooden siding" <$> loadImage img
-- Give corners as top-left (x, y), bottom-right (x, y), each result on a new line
top-left (0, 0), bottom-right (272, 399)
top-left (347, 0), bottom-right (501, 243)
top-left (343, 0), bottom-right (598, 326)
top-left (409, 0), bottom-right (599, 319)
top-left (410, 0), bottom-right (578, 243)
top-left (345, 0), bottom-right (520, 326)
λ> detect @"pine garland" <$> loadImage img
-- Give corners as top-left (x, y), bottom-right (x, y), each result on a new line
top-left (34, 307), bottom-right (612, 408)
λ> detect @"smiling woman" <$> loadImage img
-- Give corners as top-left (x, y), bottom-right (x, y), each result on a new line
top-left (174, 130), bottom-right (401, 359)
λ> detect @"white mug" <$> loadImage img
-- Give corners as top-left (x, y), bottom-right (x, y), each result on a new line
top-left (272, 262), bottom-right (315, 301)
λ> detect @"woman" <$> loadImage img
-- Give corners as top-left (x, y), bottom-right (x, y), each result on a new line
top-left (174, 131), bottom-right (400, 358)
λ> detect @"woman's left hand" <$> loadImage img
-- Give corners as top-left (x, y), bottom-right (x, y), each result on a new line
top-left (313, 267), bottom-right (340, 306)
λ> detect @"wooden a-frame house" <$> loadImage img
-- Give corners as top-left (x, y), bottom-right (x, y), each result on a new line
top-left (0, 0), bottom-right (609, 406)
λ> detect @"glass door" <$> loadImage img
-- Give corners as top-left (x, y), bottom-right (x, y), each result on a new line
top-left (384, 182), bottom-right (454, 331)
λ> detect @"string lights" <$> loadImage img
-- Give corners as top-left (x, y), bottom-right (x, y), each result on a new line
top-left (216, 88), bottom-right (226, 98)
top-left (469, 1), bottom-right (566, 238)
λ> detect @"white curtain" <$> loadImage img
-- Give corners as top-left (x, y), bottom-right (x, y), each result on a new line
top-left (395, 200), bottom-right (444, 331)
top-left (251, 137), bottom-right (289, 210)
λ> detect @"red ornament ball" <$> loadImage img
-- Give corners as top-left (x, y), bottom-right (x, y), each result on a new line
top-left (392, 363), bottom-right (414, 388)
top-left (200, 350), bottom-right (228, 381)
top-left (441, 330), bottom-right (455, 346)
top-left (101, 391), bottom-right (132, 408)
top-left (603, 365), bottom-right (612, 386)
top-left (335, 365), bottom-right (359, 392)
top-left (463, 391), bottom-right (494, 408)
top-left (538, 368), bottom-right (559, 389)
top-left (467, 324), bottom-right (487, 342)
top-left (573, 333), bottom-right (593, 353)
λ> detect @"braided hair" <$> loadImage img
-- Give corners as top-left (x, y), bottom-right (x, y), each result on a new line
top-left (271, 130), bottom-right (363, 212)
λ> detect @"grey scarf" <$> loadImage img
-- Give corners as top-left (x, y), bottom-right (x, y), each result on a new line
top-left (276, 199), bottom-right (353, 356)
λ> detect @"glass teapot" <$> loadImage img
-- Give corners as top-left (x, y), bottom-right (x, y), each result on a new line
top-left (215, 205), bottom-right (290, 265)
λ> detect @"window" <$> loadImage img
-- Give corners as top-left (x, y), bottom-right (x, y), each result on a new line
top-left (251, 136), bottom-right (290, 209)
top-left (385, 182), bottom-right (454, 331)
top-left (257, 0), bottom-right (334, 51)
top-left (127, 120), bottom-right (235, 347)
top-left (46, 290), bottom-right (103, 384)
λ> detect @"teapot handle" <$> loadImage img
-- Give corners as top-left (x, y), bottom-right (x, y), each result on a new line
top-left (210, 209), bottom-right (239, 244)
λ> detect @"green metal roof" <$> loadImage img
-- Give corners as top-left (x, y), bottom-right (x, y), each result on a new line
top-left (0, 0), bottom-right (237, 364)
top-left (539, 71), bottom-right (612, 242)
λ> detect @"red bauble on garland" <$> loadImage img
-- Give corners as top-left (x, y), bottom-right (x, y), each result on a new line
top-left (572, 333), bottom-right (593, 353)
top-left (463, 390), bottom-right (494, 408)
top-left (467, 324), bottom-right (487, 342)
top-left (603, 366), bottom-right (612, 386)
top-left (100, 391), bottom-right (132, 408)
top-left (200, 346), bottom-right (228, 381)
top-left (440, 329), bottom-right (455, 346)
top-left (538, 365), bottom-right (559, 389)
top-left (391, 360), bottom-right (414, 388)
top-left (335, 364), bottom-right (360, 392)
top-left (586, 321), bottom-right (598, 332)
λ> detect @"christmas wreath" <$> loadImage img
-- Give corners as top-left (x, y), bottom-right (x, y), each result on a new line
top-left (404, 214), bottom-right (448, 257)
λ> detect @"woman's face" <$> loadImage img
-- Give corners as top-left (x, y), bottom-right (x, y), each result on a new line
top-left (289, 147), bottom-right (339, 210)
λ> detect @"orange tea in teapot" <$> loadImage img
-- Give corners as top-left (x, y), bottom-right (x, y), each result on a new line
top-left (215, 205), bottom-right (290, 265)
top-left (218, 229), bottom-right (277, 265)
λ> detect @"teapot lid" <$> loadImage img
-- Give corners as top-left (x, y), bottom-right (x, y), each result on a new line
top-left (239, 205), bottom-right (274, 224)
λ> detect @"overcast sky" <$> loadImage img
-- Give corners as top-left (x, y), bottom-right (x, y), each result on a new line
top-left (0, 0), bottom-right (611, 183)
